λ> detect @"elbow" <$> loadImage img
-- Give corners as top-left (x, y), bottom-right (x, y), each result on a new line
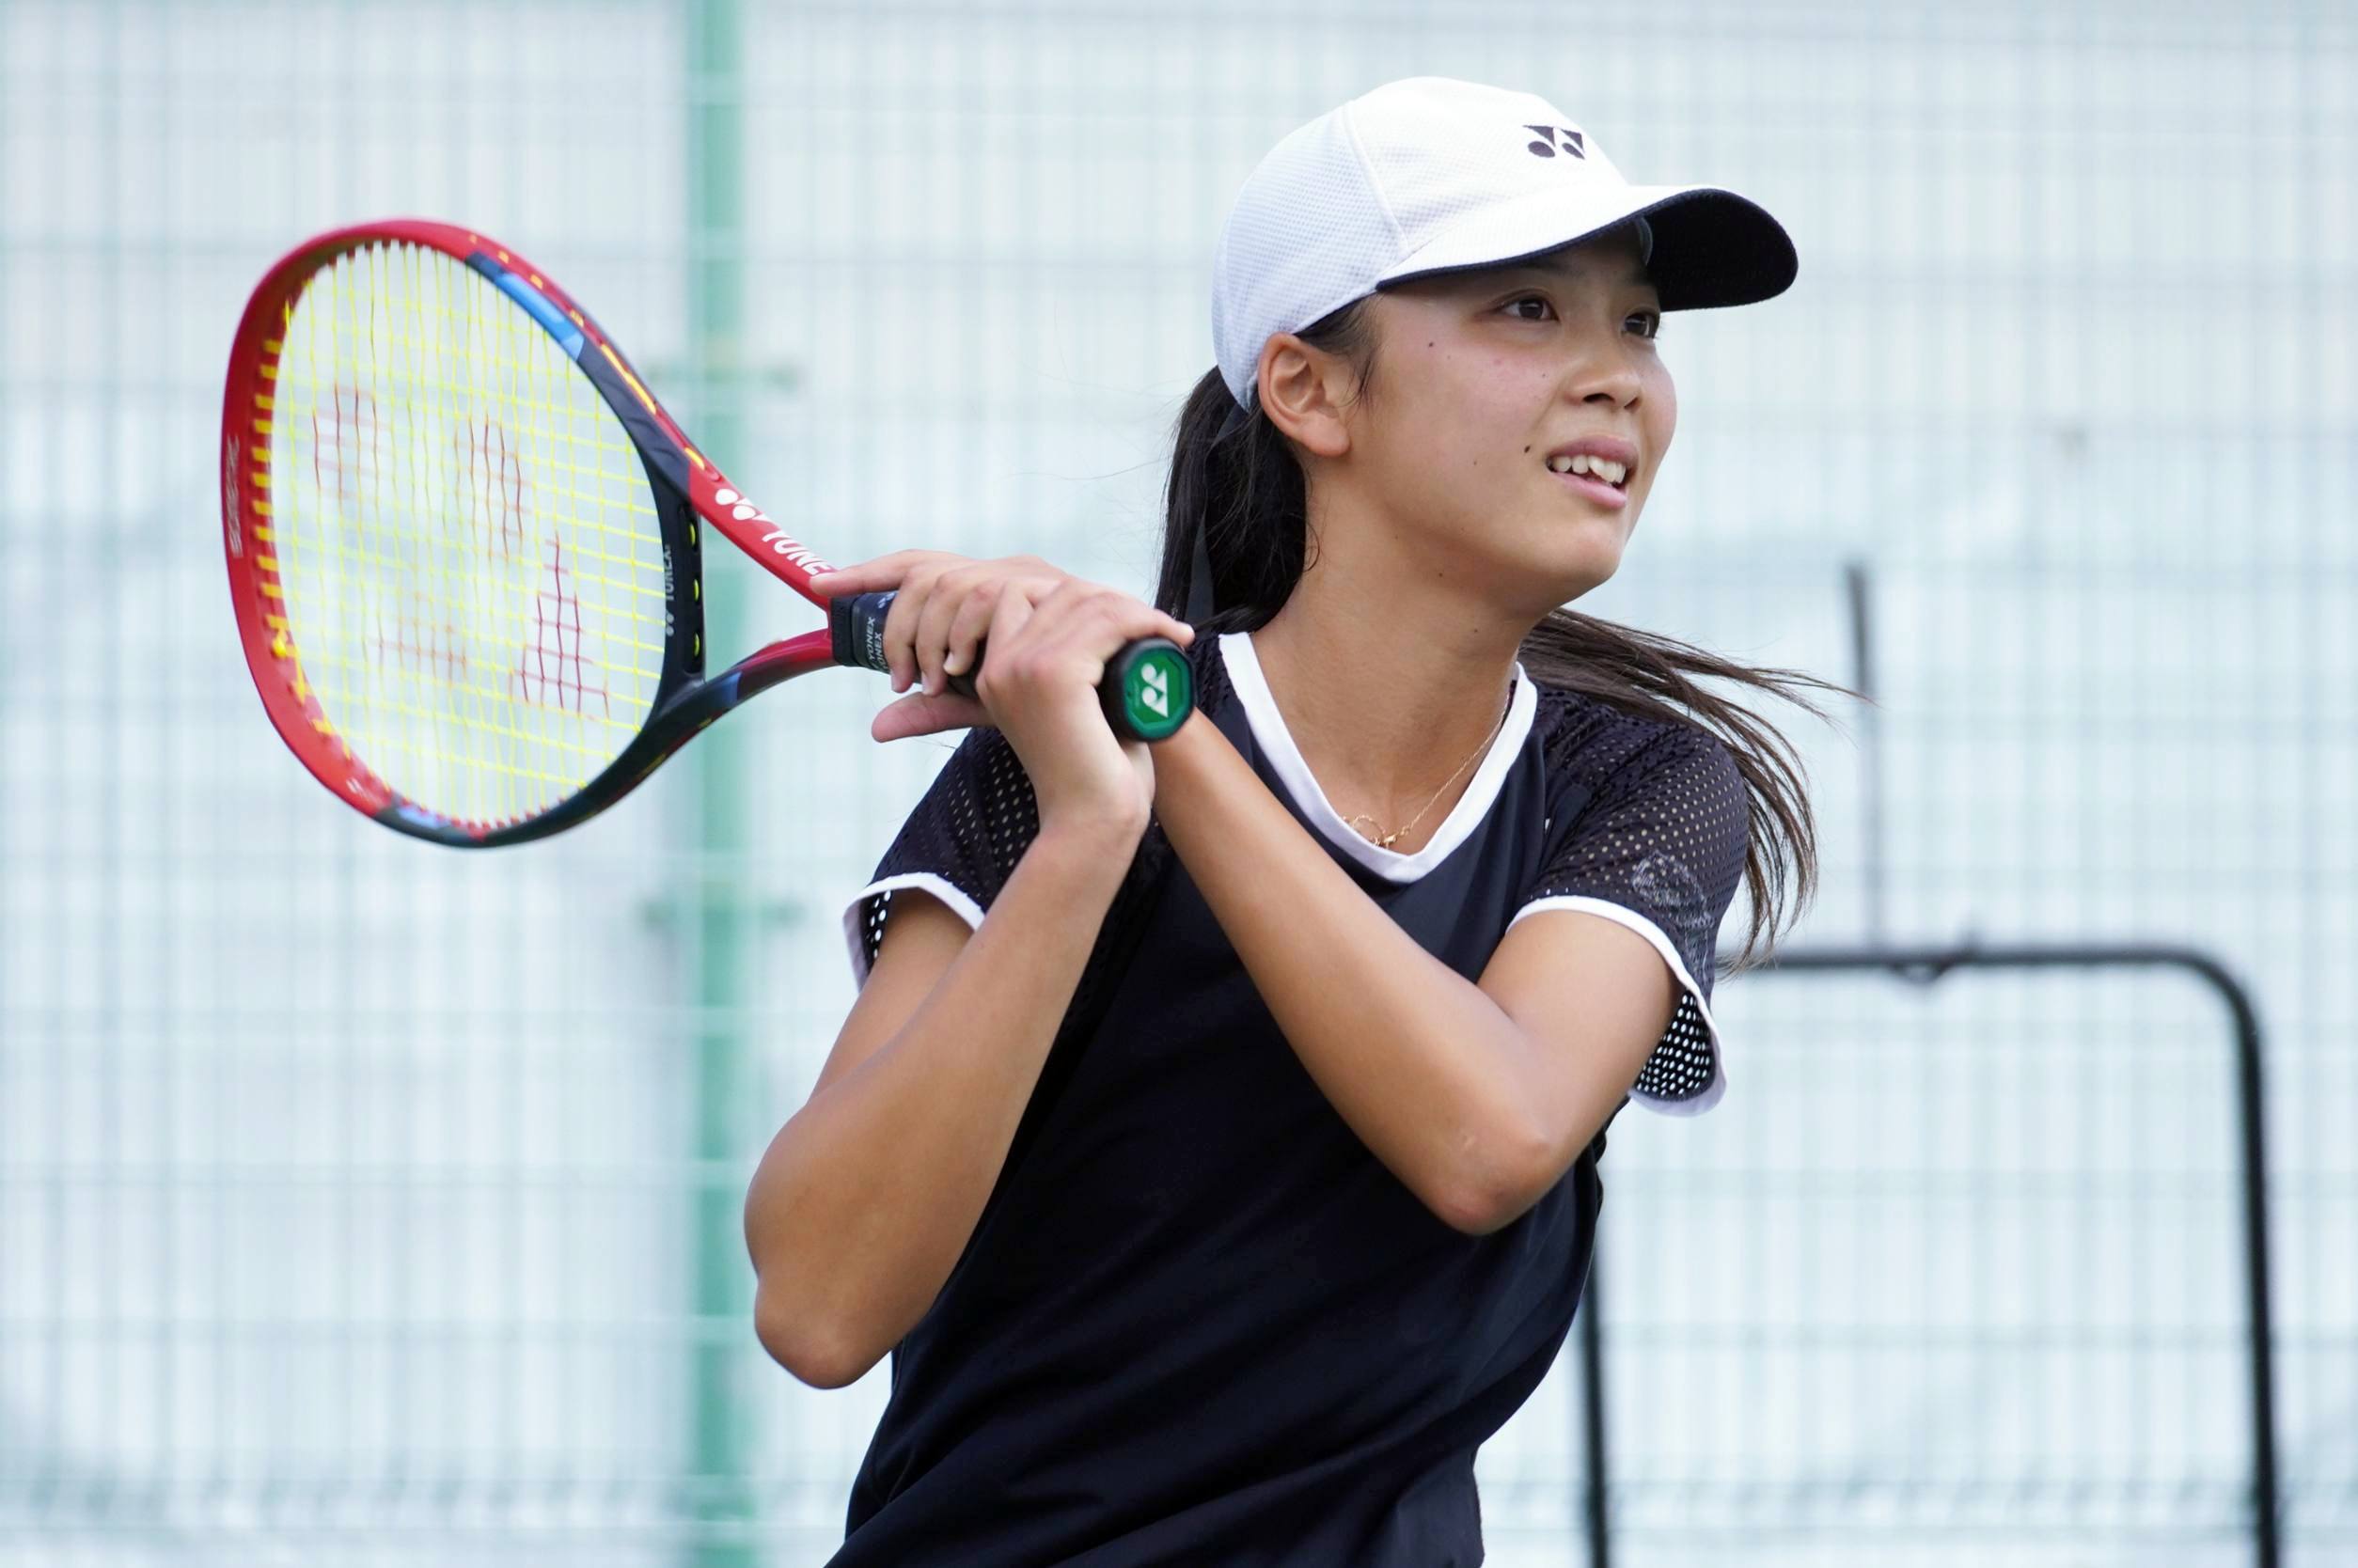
top-left (745, 1165), bottom-right (870, 1388)
top-left (1431, 1118), bottom-right (1554, 1237)
top-left (1434, 1180), bottom-right (1535, 1238)
top-left (753, 1284), bottom-right (875, 1390)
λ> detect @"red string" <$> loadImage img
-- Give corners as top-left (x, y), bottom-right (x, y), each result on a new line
top-left (507, 536), bottom-right (611, 714)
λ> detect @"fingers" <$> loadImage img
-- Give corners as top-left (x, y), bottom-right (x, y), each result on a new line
top-left (877, 558), bottom-right (955, 694)
top-left (810, 550), bottom-right (1051, 604)
top-left (823, 552), bottom-right (1191, 730)
top-left (977, 578), bottom-right (1038, 680)
top-left (888, 556), bottom-right (1064, 696)
top-left (912, 565), bottom-right (1000, 697)
top-left (942, 583), bottom-right (1003, 682)
top-left (823, 553), bottom-right (1059, 694)
top-left (805, 549), bottom-right (940, 599)
top-left (871, 689), bottom-right (991, 744)
top-left (812, 551), bottom-right (956, 691)
top-left (1021, 577), bottom-right (1195, 657)
top-left (970, 576), bottom-right (1192, 711)
top-left (879, 579), bottom-right (920, 693)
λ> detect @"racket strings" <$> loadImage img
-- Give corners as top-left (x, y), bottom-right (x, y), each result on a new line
top-left (267, 240), bottom-right (669, 826)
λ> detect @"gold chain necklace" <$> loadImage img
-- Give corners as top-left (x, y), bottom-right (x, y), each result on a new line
top-left (1341, 689), bottom-right (1512, 851)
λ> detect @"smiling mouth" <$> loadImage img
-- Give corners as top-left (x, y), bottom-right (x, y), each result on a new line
top-left (1544, 452), bottom-right (1630, 490)
top-left (1548, 469), bottom-right (1627, 510)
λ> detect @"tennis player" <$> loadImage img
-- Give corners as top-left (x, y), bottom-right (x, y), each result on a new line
top-left (748, 76), bottom-right (1840, 1565)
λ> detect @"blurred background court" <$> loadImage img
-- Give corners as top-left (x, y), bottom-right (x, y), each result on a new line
top-left (2, 1), bottom-right (2352, 1563)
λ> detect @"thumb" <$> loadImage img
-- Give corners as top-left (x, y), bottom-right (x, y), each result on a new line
top-left (872, 689), bottom-right (992, 744)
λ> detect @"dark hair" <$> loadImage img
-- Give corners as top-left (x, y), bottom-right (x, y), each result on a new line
top-left (1155, 298), bottom-right (1855, 972)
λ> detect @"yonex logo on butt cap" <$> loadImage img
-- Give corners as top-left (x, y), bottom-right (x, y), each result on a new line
top-left (1118, 646), bottom-right (1191, 740)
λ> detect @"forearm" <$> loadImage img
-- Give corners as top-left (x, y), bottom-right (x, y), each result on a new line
top-left (745, 816), bottom-right (1140, 1383)
top-left (1150, 713), bottom-right (1544, 1232)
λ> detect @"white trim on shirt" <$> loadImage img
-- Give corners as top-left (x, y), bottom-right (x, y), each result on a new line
top-left (1217, 630), bottom-right (1538, 885)
top-left (842, 872), bottom-right (986, 987)
top-left (1508, 895), bottom-right (1728, 1115)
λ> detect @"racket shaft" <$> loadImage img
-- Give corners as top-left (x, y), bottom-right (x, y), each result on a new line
top-left (826, 591), bottom-right (1193, 743)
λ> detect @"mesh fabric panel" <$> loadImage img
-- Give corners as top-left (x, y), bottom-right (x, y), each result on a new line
top-left (1519, 690), bottom-right (1752, 1112)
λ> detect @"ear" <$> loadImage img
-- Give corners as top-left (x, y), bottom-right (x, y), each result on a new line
top-left (1254, 332), bottom-right (1357, 460)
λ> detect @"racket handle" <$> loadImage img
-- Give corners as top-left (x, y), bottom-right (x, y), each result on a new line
top-left (827, 590), bottom-right (1194, 744)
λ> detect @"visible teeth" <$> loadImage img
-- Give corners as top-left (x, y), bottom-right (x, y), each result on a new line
top-left (1548, 452), bottom-right (1629, 485)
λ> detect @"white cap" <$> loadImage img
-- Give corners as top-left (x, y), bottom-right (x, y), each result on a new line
top-left (1210, 76), bottom-right (1798, 409)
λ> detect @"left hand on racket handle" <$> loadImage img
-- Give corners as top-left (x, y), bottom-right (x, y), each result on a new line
top-left (827, 590), bottom-right (1194, 744)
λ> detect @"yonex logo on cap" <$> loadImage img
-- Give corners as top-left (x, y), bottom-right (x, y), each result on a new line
top-left (1523, 124), bottom-right (1586, 160)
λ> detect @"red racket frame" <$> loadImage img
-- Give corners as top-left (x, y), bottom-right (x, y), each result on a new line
top-left (221, 218), bottom-right (839, 845)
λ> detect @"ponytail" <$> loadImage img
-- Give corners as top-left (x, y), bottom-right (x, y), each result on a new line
top-left (1154, 297), bottom-right (1852, 973)
top-left (1153, 300), bottom-right (1379, 632)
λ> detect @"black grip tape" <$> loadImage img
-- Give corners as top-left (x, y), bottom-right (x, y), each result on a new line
top-left (828, 591), bottom-right (898, 673)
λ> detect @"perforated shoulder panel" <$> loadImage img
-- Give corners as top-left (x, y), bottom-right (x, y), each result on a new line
top-left (1517, 689), bottom-right (1750, 1113)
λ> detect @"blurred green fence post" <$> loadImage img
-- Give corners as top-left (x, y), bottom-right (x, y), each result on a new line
top-left (684, 1), bottom-right (760, 1564)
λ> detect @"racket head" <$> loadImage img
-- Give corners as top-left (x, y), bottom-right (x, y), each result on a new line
top-left (221, 219), bottom-right (826, 846)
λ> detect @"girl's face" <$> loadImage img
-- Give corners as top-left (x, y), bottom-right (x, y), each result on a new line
top-left (1333, 226), bottom-right (1674, 616)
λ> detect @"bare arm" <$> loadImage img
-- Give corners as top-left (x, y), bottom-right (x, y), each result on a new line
top-left (744, 813), bottom-right (1140, 1388)
top-left (1150, 711), bottom-right (1675, 1234)
top-left (743, 564), bottom-right (1192, 1388)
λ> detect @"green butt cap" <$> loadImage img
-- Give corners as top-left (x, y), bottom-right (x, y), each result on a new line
top-left (1108, 640), bottom-right (1192, 742)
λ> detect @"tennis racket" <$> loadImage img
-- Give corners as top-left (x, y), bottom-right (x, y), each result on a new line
top-left (220, 217), bottom-right (1194, 847)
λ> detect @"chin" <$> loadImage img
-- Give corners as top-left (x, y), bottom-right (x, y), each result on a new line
top-left (1471, 511), bottom-right (1627, 610)
top-left (1498, 557), bottom-right (1616, 619)
top-left (1534, 529), bottom-right (1626, 597)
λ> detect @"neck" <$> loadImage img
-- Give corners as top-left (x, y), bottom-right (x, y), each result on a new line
top-left (1246, 518), bottom-right (1525, 829)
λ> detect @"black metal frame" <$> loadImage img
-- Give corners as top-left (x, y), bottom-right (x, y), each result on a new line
top-left (1576, 939), bottom-right (2280, 1568)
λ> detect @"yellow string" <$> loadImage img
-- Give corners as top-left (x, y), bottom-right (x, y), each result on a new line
top-left (267, 240), bottom-right (669, 825)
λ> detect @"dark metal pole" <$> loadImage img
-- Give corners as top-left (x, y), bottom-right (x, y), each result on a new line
top-left (1579, 1253), bottom-right (1610, 1568)
top-left (1568, 945), bottom-right (2281, 1567)
top-left (1745, 941), bottom-right (2280, 1568)
top-left (1840, 558), bottom-right (1885, 946)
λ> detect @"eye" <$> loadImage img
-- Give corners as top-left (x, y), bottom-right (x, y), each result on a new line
top-left (1626, 308), bottom-right (1664, 340)
top-left (1501, 294), bottom-right (1556, 322)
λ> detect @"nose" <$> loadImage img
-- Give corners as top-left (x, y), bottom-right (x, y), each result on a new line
top-left (1566, 331), bottom-right (1644, 411)
top-left (1556, 316), bottom-right (1650, 410)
